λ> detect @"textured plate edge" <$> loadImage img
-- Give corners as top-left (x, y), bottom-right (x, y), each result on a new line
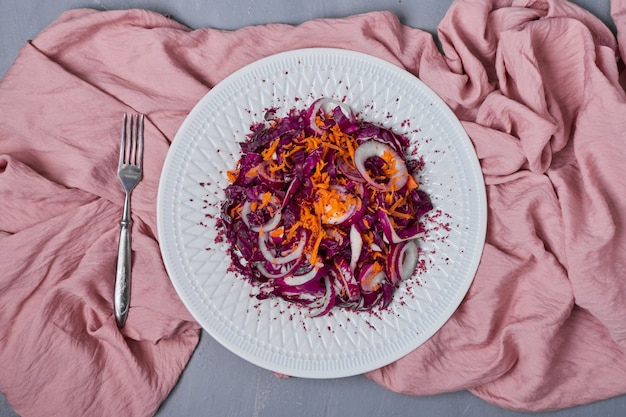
top-left (157, 47), bottom-right (488, 378)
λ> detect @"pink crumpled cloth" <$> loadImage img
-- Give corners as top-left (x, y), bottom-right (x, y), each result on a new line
top-left (2, 0), bottom-right (626, 415)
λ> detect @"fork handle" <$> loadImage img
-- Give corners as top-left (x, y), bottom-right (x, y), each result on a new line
top-left (114, 195), bottom-right (132, 328)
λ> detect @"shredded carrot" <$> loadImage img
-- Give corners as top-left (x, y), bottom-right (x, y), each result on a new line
top-left (389, 194), bottom-right (405, 213)
top-left (384, 191), bottom-right (394, 206)
top-left (381, 150), bottom-right (399, 177)
top-left (269, 227), bottom-right (284, 239)
top-left (261, 138), bottom-right (281, 160)
top-left (309, 229), bottom-right (325, 265)
top-left (226, 169), bottom-right (239, 183)
top-left (389, 210), bottom-right (413, 220)
top-left (406, 175), bottom-right (419, 190)
top-left (372, 250), bottom-right (387, 263)
top-left (259, 192), bottom-right (272, 209)
top-left (314, 115), bottom-right (325, 129)
top-left (229, 202), bottom-right (242, 219)
top-left (362, 231), bottom-right (374, 246)
top-left (268, 159), bottom-right (290, 173)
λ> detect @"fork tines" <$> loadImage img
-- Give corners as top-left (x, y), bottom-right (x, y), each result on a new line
top-left (120, 113), bottom-right (144, 168)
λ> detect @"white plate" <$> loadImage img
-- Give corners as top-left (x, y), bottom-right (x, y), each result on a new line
top-left (157, 48), bottom-right (486, 378)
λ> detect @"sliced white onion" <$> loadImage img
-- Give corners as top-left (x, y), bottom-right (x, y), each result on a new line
top-left (256, 260), bottom-right (300, 280)
top-left (378, 209), bottom-right (423, 244)
top-left (323, 206), bottom-right (356, 225)
top-left (241, 200), bottom-right (282, 232)
top-left (256, 161), bottom-right (287, 187)
top-left (399, 240), bottom-right (419, 280)
top-left (349, 225), bottom-right (362, 272)
top-left (321, 185), bottom-right (363, 225)
top-left (281, 177), bottom-right (301, 210)
top-left (305, 276), bottom-right (335, 317)
top-left (354, 140), bottom-right (409, 190)
top-left (334, 258), bottom-right (360, 302)
top-left (336, 157), bottom-right (365, 183)
top-left (308, 98), bottom-right (355, 134)
top-left (358, 264), bottom-right (386, 293)
top-left (388, 240), bottom-right (419, 284)
top-left (323, 227), bottom-right (346, 246)
top-left (258, 231), bottom-right (306, 265)
top-left (279, 291), bottom-right (319, 302)
top-left (283, 264), bottom-right (321, 286)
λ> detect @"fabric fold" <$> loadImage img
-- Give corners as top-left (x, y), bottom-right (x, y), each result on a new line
top-left (0, 13), bottom-right (202, 417)
top-left (368, 0), bottom-right (626, 411)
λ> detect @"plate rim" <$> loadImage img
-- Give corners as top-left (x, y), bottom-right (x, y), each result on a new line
top-left (157, 47), bottom-right (487, 378)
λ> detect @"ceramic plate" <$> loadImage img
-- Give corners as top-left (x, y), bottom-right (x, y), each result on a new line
top-left (157, 48), bottom-right (486, 378)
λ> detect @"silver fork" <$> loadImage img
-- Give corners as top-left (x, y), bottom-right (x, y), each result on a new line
top-left (114, 113), bottom-right (144, 328)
